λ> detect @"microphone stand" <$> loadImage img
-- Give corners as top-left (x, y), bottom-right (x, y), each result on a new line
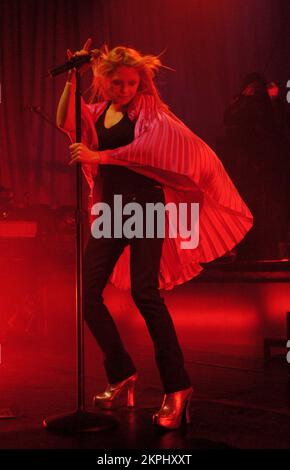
top-left (43, 66), bottom-right (116, 432)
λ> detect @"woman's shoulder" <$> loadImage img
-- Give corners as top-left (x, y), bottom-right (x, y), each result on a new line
top-left (86, 100), bottom-right (109, 120)
top-left (127, 94), bottom-right (167, 122)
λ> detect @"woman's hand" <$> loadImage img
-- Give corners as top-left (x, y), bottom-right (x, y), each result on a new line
top-left (69, 143), bottom-right (101, 165)
top-left (67, 38), bottom-right (93, 79)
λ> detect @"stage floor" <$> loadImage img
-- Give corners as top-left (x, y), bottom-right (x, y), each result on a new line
top-left (0, 323), bottom-right (289, 450)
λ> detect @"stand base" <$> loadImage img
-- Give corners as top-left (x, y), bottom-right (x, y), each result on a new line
top-left (43, 409), bottom-right (117, 433)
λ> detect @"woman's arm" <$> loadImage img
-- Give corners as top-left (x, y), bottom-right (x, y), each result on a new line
top-left (56, 70), bottom-right (76, 130)
top-left (56, 38), bottom-right (92, 130)
top-left (68, 145), bottom-right (131, 167)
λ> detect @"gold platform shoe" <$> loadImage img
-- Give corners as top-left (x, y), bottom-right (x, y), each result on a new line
top-left (93, 373), bottom-right (138, 410)
top-left (152, 387), bottom-right (193, 429)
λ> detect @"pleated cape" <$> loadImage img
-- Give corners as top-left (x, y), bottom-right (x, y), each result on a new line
top-left (62, 93), bottom-right (253, 290)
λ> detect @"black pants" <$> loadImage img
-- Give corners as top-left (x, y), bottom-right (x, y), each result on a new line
top-left (83, 188), bottom-right (191, 393)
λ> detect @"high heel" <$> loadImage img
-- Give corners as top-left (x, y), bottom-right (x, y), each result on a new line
top-left (152, 387), bottom-right (193, 430)
top-left (93, 373), bottom-right (138, 410)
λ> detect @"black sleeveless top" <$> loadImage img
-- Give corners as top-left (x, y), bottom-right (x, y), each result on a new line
top-left (95, 103), bottom-right (159, 200)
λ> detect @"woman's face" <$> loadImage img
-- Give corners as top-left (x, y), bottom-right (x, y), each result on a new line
top-left (102, 66), bottom-right (140, 106)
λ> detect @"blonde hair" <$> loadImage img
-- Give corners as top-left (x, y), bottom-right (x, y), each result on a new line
top-left (89, 45), bottom-right (169, 110)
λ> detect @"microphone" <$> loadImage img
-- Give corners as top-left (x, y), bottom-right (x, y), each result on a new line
top-left (49, 50), bottom-right (100, 77)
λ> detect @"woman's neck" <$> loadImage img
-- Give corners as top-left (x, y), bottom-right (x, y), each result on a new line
top-left (109, 102), bottom-right (128, 113)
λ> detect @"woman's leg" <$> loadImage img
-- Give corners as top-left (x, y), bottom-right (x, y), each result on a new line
top-left (83, 235), bottom-right (137, 383)
top-left (130, 234), bottom-right (192, 393)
